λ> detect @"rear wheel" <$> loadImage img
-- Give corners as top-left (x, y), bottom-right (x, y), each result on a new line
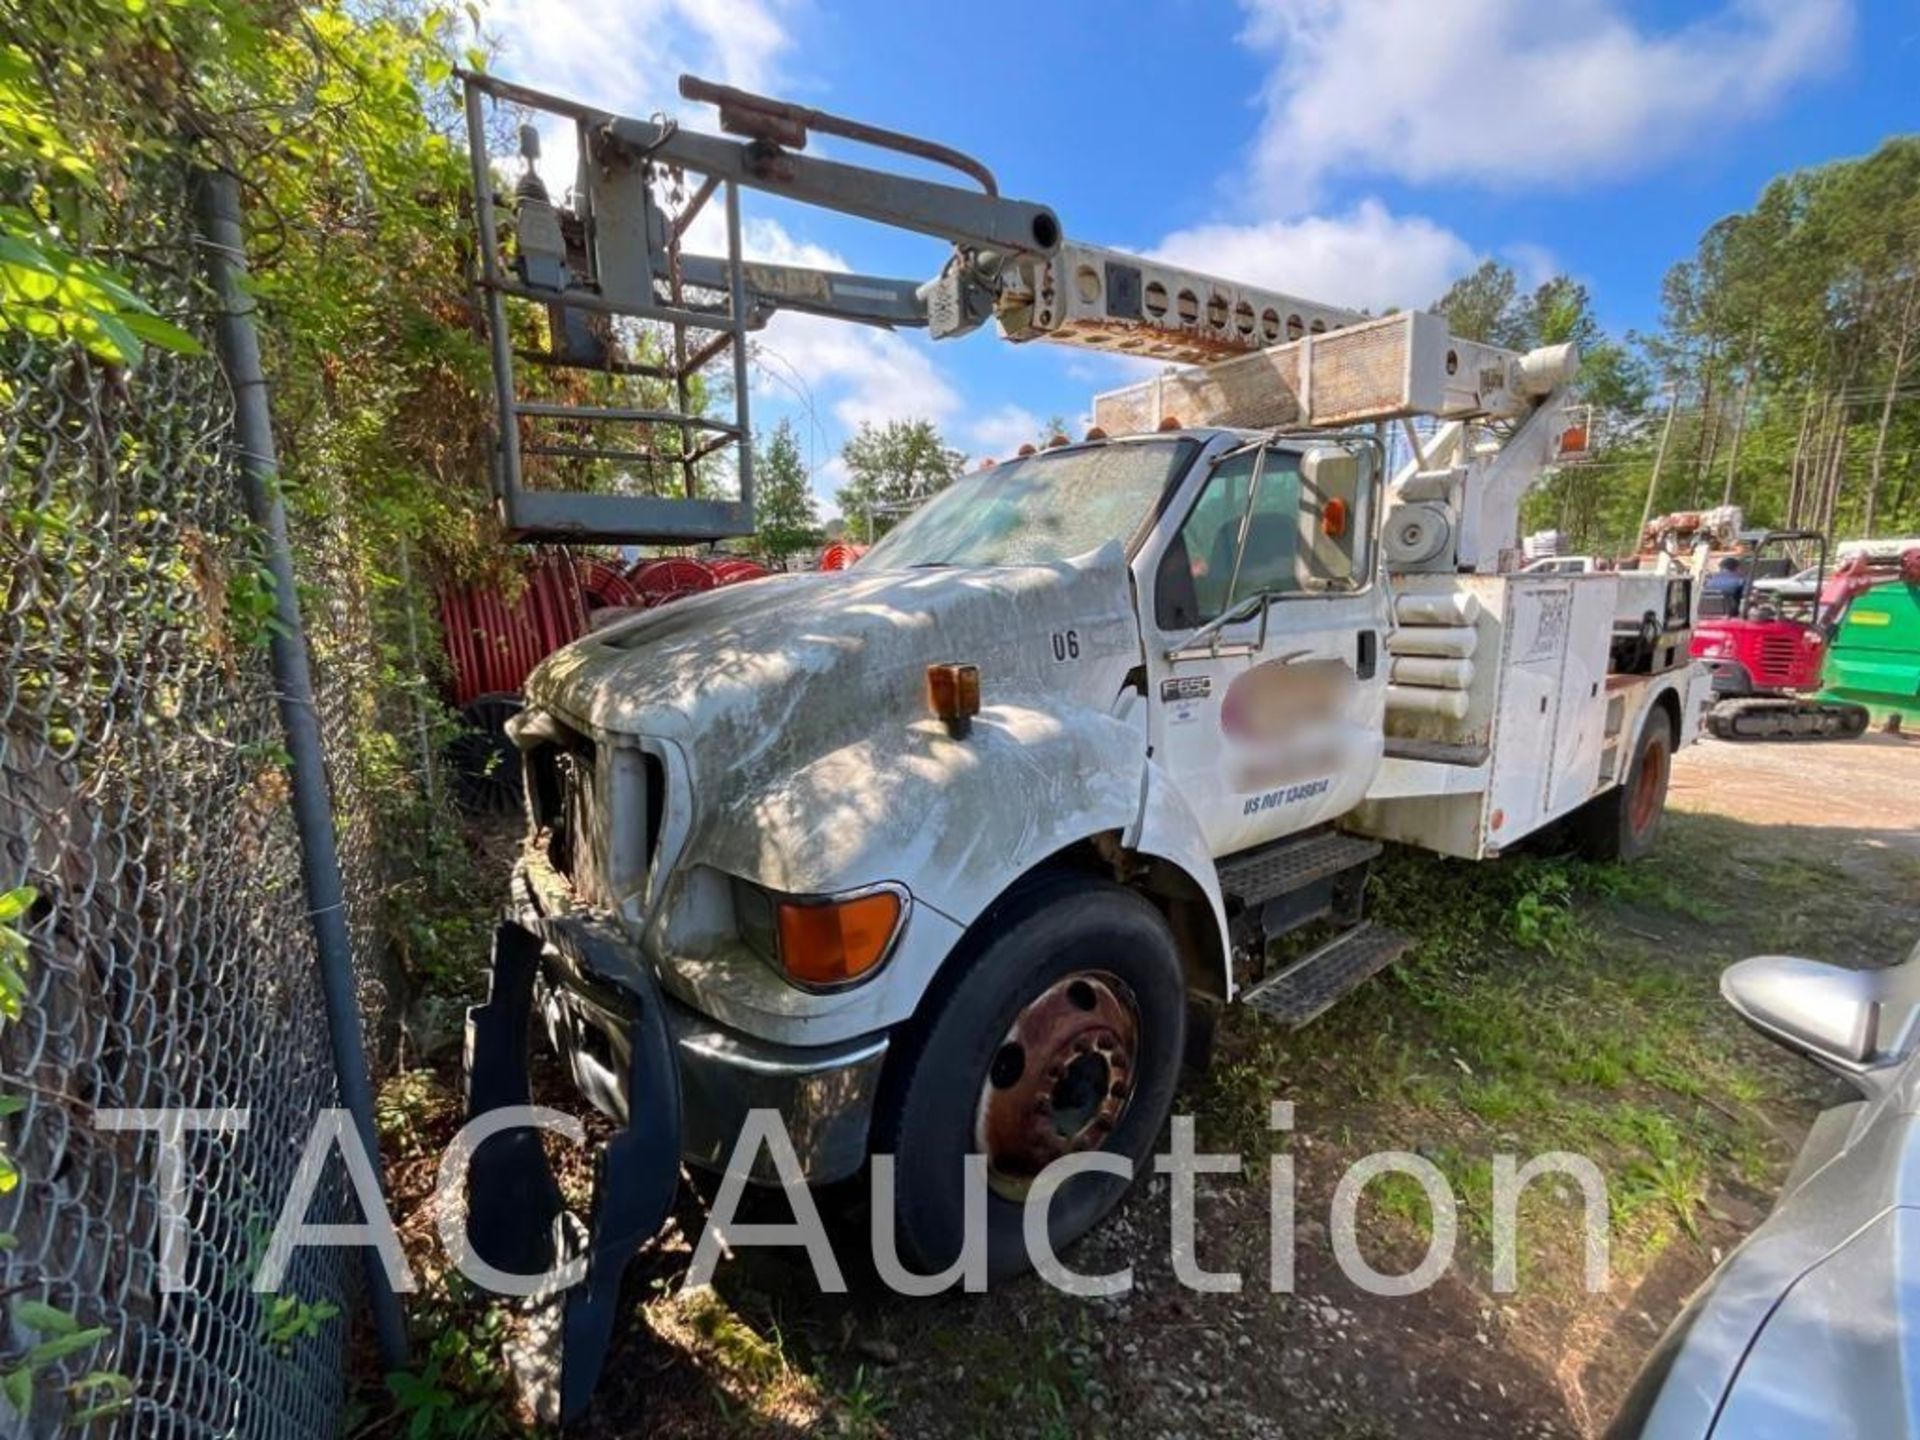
top-left (875, 878), bottom-right (1187, 1281)
top-left (1574, 710), bottom-right (1673, 863)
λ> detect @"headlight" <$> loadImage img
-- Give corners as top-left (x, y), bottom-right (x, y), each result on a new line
top-left (731, 877), bottom-right (907, 990)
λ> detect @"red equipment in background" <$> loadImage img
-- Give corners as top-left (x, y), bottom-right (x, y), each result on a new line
top-left (437, 550), bottom-right (770, 810)
top-left (1689, 529), bottom-right (1870, 741)
top-left (1822, 546), bottom-right (1920, 618)
top-left (439, 555), bottom-right (589, 710)
top-left (817, 540), bottom-right (865, 571)
top-left (629, 556), bottom-right (717, 606)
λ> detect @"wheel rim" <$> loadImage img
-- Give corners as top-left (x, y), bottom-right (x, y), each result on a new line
top-left (975, 971), bottom-right (1140, 1201)
top-left (1628, 732), bottom-right (1669, 835)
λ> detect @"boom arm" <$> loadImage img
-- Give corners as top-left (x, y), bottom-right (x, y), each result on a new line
top-left (462, 68), bottom-right (1577, 564)
top-left (474, 71), bottom-right (1364, 366)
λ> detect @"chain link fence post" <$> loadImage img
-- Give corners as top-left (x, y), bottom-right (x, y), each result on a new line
top-left (190, 162), bottom-right (409, 1373)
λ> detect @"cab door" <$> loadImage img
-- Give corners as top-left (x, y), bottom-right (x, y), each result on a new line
top-left (1140, 441), bottom-right (1389, 858)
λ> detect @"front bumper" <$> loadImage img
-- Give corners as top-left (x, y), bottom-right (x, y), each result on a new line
top-left (464, 916), bottom-right (681, 1424)
top-left (664, 1005), bottom-right (888, 1185)
top-left (519, 907), bottom-right (891, 1185)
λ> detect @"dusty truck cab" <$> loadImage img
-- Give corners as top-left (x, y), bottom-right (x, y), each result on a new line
top-left (490, 429), bottom-right (1384, 1132)
top-left (466, 431), bottom-right (1406, 1367)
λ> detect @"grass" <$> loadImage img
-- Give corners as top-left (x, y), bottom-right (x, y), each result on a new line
top-left (1190, 818), bottom-right (1853, 1286)
top-left (359, 806), bottom-right (1913, 1437)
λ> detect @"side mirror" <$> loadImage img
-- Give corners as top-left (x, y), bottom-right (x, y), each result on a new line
top-left (1722, 946), bottom-right (1920, 1090)
top-left (1298, 444), bottom-right (1373, 588)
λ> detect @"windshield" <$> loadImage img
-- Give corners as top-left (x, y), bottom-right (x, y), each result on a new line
top-left (858, 438), bottom-right (1199, 569)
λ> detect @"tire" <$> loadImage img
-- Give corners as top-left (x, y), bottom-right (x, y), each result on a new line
top-left (873, 877), bottom-right (1187, 1282)
top-left (1574, 708), bottom-right (1673, 863)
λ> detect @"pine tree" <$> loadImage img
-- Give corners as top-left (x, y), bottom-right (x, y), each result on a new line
top-left (751, 418), bottom-right (823, 564)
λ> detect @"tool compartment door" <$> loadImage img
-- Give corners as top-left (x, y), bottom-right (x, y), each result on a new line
top-left (1544, 578), bottom-right (1619, 817)
top-left (1484, 578), bottom-right (1573, 847)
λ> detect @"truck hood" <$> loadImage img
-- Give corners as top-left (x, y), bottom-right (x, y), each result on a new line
top-left (524, 545), bottom-right (1142, 783)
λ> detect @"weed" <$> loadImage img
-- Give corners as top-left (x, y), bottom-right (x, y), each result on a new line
top-left (261, 1294), bottom-right (341, 1354)
top-left (377, 1069), bottom-right (454, 1151)
top-left (828, 1364), bottom-right (893, 1438)
top-left (380, 1309), bottom-right (513, 1440)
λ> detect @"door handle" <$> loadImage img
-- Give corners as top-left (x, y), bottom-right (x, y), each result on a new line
top-left (1356, 630), bottom-right (1378, 680)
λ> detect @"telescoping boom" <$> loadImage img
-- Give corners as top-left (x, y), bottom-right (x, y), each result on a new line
top-left (460, 69), bottom-right (1575, 557)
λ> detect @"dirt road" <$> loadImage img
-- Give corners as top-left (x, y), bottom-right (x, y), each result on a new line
top-left (1670, 732), bottom-right (1920, 858)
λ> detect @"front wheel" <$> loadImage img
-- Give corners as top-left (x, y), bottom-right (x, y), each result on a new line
top-left (1574, 709), bottom-right (1673, 863)
top-left (874, 878), bottom-right (1187, 1282)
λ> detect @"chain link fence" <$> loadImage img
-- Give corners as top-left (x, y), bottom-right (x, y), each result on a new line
top-left (0, 160), bottom-right (398, 1437)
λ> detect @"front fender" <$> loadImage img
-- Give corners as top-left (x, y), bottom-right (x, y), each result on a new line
top-left (1131, 756), bottom-right (1235, 1001)
top-left (656, 701), bottom-right (1154, 1044)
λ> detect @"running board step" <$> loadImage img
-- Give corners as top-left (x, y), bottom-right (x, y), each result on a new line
top-left (1240, 922), bottom-right (1413, 1028)
top-left (1217, 829), bottom-right (1382, 908)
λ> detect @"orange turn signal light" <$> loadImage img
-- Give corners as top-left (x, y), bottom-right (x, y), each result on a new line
top-left (1321, 496), bottom-right (1349, 539)
top-left (926, 662), bottom-right (980, 738)
top-left (776, 890), bottom-right (903, 987)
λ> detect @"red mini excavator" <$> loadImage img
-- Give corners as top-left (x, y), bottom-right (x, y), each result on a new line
top-left (1690, 529), bottom-right (1870, 740)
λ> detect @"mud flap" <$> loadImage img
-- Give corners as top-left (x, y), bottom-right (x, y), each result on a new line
top-left (463, 919), bottom-right (683, 1423)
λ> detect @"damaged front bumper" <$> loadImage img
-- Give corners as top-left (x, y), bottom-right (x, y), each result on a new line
top-left (463, 908), bottom-right (890, 1420)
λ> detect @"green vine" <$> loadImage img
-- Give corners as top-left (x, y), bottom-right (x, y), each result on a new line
top-left (0, 887), bottom-right (133, 1427)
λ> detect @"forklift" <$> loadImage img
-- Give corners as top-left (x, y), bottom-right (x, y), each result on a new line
top-left (1690, 529), bottom-right (1870, 740)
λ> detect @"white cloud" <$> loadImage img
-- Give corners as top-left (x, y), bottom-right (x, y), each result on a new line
top-left (757, 316), bottom-right (961, 433)
top-left (1238, 0), bottom-right (1851, 202)
top-left (812, 453), bottom-right (849, 521)
top-left (1503, 242), bottom-right (1561, 293)
top-left (483, 0), bottom-right (794, 197)
top-left (726, 219), bottom-right (962, 434)
top-left (484, 0), bottom-right (789, 109)
top-left (1151, 200), bottom-right (1482, 314)
top-left (967, 404), bottom-right (1044, 456)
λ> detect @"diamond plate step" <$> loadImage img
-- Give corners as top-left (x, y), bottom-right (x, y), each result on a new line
top-left (1240, 922), bottom-right (1413, 1028)
top-left (1217, 829), bottom-right (1382, 908)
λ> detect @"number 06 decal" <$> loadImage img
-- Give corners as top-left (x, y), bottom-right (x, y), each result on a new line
top-left (1050, 630), bottom-right (1081, 662)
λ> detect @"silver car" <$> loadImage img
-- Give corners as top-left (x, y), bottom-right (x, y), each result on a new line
top-left (1749, 563), bottom-right (1822, 604)
top-left (1613, 940), bottom-right (1920, 1437)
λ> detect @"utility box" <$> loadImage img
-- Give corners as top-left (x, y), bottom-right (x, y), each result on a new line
top-left (1352, 573), bottom-right (1668, 858)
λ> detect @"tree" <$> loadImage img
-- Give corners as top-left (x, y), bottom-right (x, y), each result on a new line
top-left (834, 419), bottom-right (964, 539)
top-left (750, 418), bottom-right (823, 563)
top-left (1513, 137), bottom-right (1920, 551)
top-left (1431, 260), bottom-right (1524, 348)
top-left (1431, 264), bottom-right (1648, 417)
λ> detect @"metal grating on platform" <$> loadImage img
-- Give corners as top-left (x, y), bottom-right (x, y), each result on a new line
top-left (1241, 923), bottom-right (1413, 1027)
top-left (1217, 829), bottom-right (1383, 908)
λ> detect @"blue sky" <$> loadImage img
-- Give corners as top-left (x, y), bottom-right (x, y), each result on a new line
top-left (482, 0), bottom-right (1917, 514)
